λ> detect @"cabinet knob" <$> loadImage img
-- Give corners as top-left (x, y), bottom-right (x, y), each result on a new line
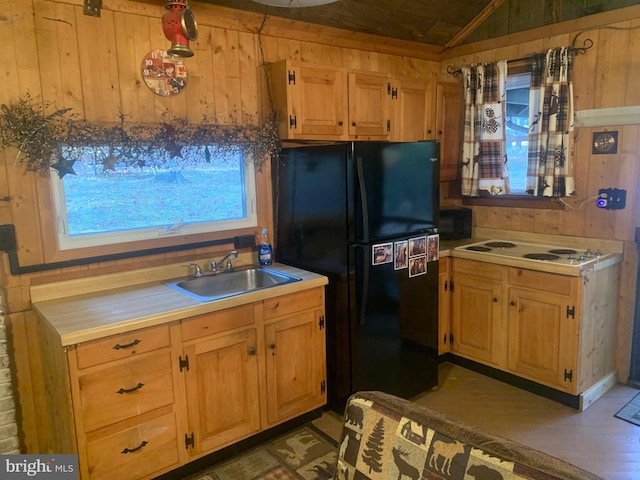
top-left (352, 122), bottom-right (356, 127)
top-left (510, 300), bottom-right (516, 306)
top-left (248, 347), bottom-right (257, 355)
top-left (493, 297), bottom-right (498, 302)
top-left (338, 121), bottom-right (343, 126)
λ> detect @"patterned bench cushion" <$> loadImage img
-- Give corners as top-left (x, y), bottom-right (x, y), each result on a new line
top-left (334, 391), bottom-right (603, 480)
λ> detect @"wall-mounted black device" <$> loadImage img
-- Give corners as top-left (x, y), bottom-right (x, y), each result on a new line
top-left (597, 188), bottom-right (626, 210)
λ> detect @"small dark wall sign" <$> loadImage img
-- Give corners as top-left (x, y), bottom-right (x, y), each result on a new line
top-left (592, 130), bottom-right (618, 154)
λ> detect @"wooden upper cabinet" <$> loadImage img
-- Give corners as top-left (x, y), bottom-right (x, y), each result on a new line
top-left (390, 78), bottom-right (435, 142)
top-left (347, 71), bottom-right (391, 139)
top-left (264, 60), bottom-right (391, 141)
top-left (290, 63), bottom-right (348, 138)
top-left (435, 81), bottom-right (464, 181)
top-left (264, 60), bottom-right (463, 155)
top-left (265, 60), bottom-right (347, 140)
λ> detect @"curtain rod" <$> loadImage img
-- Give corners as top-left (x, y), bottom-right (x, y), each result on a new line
top-left (446, 37), bottom-right (593, 79)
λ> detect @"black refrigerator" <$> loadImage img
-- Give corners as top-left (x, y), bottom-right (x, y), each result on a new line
top-left (273, 141), bottom-right (440, 406)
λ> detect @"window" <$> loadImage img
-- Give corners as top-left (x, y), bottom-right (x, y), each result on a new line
top-left (51, 145), bottom-right (257, 250)
top-left (505, 68), bottom-right (531, 194)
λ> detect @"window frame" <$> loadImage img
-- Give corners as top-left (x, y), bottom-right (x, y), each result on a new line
top-left (49, 145), bottom-right (258, 251)
top-left (34, 152), bottom-right (272, 266)
top-left (461, 60), bottom-right (565, 210)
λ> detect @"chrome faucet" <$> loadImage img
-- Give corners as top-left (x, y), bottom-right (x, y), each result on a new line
top-left (211, 250), bottom-right (238, 272)
top-left (187, 263), bottom-right (202, 278)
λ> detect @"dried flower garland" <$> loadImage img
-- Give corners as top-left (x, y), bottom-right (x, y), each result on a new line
top-left (0, 93), bottom-right (281, 178)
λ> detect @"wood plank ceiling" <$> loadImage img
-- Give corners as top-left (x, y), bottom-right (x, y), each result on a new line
top-left (191, 0), bottom-right (640, 48)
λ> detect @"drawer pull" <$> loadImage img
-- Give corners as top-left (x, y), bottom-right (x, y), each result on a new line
top-left (116, 382), bottom-right (145, 394)
top-left (121, 440), bottom-right (148, 454)
top-left (113, 339), bottom-right (141, 350)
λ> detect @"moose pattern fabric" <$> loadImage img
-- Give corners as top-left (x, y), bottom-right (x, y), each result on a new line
top-left (333, 391), bottom-right (603, 480)
top-left (526, 47), bottom-right (575, 197)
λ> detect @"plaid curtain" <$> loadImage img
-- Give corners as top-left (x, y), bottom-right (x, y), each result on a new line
top-left (526, 48), bottom-right (575, 197)
top-left (461, 61), bottom-right (508, 197)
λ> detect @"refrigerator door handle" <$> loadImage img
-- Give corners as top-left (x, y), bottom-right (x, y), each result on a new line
top-left (359, 253), bottom-right (369, 326)
top-left (355, 154), bottom-right (370, 243)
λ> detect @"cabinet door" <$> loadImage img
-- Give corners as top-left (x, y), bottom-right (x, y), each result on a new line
top-left (391, 78), bottom-right (435, 142)
top-left (348, 71), bottom-right (391, 139)
top-left (264, 308), bottom-right (326, 425)
top-left (451, 273), bottom-right (502, 365)
top-left (290, 63), bottom-right (347, 138)
top-left (436, 82), bottom-right (463, 181)
top-left (507, 287), bottom-right (579, 393)
top-left (182, 328), bottom-right (261, 456)
top-left (438, 257), bottom-right (451, 355)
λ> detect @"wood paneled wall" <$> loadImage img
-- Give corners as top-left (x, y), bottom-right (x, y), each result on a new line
top-left (0, 0), bottom-right (441, 451)
top-left (441, 14), bottom-right (640, 385)
top-left (1, 0), bottom-right (639, 452)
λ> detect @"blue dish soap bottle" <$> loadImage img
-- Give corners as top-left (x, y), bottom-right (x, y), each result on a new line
top-left (258, 228), bottom-right (273, 266)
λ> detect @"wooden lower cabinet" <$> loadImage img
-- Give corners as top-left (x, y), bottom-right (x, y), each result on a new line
top-left (264, 309), bottom-right (326, 424)
top-left (450, 258), bottom-right (504, 367)
top-left (448, 258), bottom-right (619, 400)
top-left (263, 288), bottom-right (327, 425)
top-left (438, 257), bottom-right (451, 355)
top-left (40, 287), bottom-right (326, 479)
top-left (507, 286), bottom-right (578, 390)
top-left (85, 408), bottom-right (180, 480)
top-left (64, 325), bottom-right (181, 480)
top-left (181, 326), bottom-right (261, 457)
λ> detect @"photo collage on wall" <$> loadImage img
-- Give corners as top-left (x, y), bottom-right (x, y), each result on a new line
top-left (372, 234), bottom-right (439, 278)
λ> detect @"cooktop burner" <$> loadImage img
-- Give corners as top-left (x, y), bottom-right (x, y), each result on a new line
top-left (523, 253), bottom-right (560, 261)
top-left (466, 246), bottom-right (492, 252)
top-left (548, 249), bottom-right (576, 255)
top-left (484, 241), bottom-right (516, 248)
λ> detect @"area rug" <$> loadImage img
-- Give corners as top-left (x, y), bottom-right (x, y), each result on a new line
top-left (185, 424), bottom-right (337, 480)
top-left (614, 392), bottom-right (640, 426)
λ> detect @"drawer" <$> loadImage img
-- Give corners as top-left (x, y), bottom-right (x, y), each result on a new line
top-left (263, 288), bottom-right (323, 320)
top-left (452, 258), bottom-right (503, 281)
top-left (508, 267), bottom-right (574, 296)
top-left (86, 410), bottom-right (179, 480)
top-left (181, 304), bottom-right (255, 342)
top-left (76, 325), bottom-right (170, 370)
top-left (78, 351), bottom-right (174, 432)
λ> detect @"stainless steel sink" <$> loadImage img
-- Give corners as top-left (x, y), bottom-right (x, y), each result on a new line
top-left (165, 266), bottom-right (301, 302)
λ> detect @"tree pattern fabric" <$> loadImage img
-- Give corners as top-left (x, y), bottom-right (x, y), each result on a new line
top-left (526, 47), bottom-right (576, 197)
top-left (333, 391), bottom-right (604, 480)
top-left (460, 60), bottom-right (509, 197)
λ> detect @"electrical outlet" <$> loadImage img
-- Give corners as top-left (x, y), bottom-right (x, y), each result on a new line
top-left (234, 234), bottom-right (256, 249)
top-left (597, 188), bottom-right (627, 209)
